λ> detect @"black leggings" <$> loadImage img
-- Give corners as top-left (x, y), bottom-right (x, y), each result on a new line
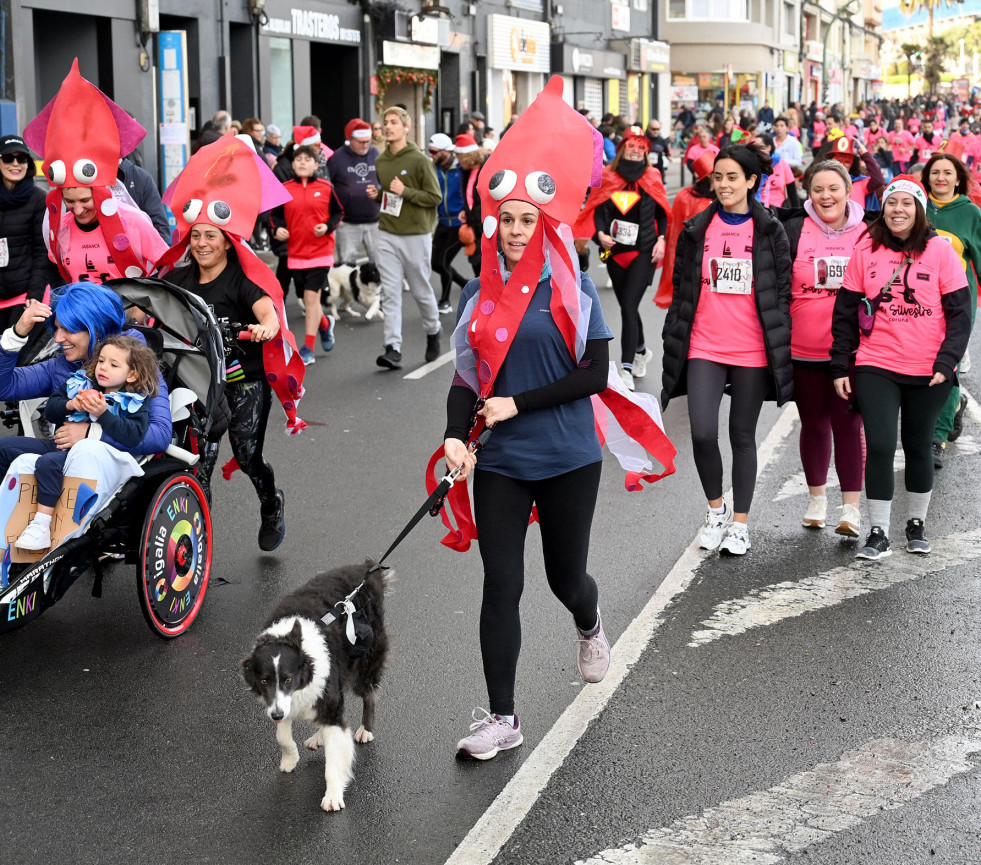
top-left (686, 359), bottom-right (770, 513)
top-left (431, 223), bottom-right (467, 303)
top-left (608, 254), bottom-right (655, 365)
top-left (855, 369), bottom-right (953, 501)
top-left (473, 462), bottom-right (601, 716)
top-left (199, 379), bottom-right (278, 511)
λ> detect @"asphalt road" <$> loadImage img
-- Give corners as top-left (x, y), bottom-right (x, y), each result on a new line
top-left (3, 253), bottom-right (981, 865)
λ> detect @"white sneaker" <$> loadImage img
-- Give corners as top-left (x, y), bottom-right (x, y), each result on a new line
top-left (835, 503), bottom-right (861, 538)
top-left (699, 505), bottom-right (732, 551)
top-left (632, 348), bottom-right (653, 379)
top-left (802, 495), bottom-right (827, 528)
top-left (618, 367), bottom-right (635, 391)
top-left (16, 519), bottom-right (51, 551)
top-left (719, 522), bottom-right (751, 556)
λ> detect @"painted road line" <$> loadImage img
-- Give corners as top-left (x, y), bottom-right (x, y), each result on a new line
top-left (443, 403), bottom-right (800, 865)
top-left (403, 349), bottom-right (455, 380)
top-left (688, 528), bottom-right (981, 647)
top-left (576, 732), bottom-right (981, 865)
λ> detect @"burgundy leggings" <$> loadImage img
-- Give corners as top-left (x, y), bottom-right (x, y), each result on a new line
top-left (793, 363), bottom-right (865, 491)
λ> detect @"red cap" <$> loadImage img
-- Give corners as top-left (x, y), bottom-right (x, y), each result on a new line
top-left (829, 136), bottom-right (855, 160)
top-left (691, 150), bottom-right (715, 182)
top-left (344, 119), bottom-right (372, 142)
top-left (455, 133), bottom-right (479, 153)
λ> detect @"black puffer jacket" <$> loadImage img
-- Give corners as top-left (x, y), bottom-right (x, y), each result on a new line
top-left (661, 199), bottom-right (793, 407)
top-left (0, 182), bottom-right (50, 302)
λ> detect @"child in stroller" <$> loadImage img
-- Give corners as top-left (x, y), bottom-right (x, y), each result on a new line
top-left (15, 335), bottom-right (161, 551)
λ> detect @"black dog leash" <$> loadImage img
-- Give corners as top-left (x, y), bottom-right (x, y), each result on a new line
top-left (322, 424), bottom-right (494, 642)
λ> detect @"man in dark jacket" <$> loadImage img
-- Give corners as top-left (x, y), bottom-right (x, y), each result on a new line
top-left (644, 119), bottom-right (672, 180)
top-left (115, 156), bottom-right (171, 243)
top-left (326, 118), bottom-right (380, 265)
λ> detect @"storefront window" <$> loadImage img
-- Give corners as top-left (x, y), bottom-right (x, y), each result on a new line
top-left (269, 37), bottom-right (293, 140)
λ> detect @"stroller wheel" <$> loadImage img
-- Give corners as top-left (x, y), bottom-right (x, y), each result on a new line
top-left (137, 473), bottom-right (212, 639)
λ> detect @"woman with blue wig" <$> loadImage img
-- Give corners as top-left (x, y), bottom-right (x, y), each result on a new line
top-left (0, 283), bottom-right (172, 476)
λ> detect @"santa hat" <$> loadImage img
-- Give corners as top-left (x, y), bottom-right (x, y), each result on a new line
top-left (23, 59), bottom-right (151, 281)
top-left (293, 125), bottom-right (321, 147)
top-left (156, 137), bottom-right (308, 436)
top-left (616, 125), bottom-right (650, 154)
top-left (344, 119), bottom-right (372, 142)
top-left (882, 175), bottom-right (928, 212)
top-left (454, 133), bottom-right (479, 154)
top-left (691, 150), bottom-right (716, 182)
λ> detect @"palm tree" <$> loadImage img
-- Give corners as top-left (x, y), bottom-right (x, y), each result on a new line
top-left (900, 41), bottom-right (921, 98)
top-left (899, 0), bottom-right (965, 39)
top-left (923, 35), bottom-right (951, 95)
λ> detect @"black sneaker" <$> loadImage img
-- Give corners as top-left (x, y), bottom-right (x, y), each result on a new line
top-left (855, 526), bottom-right (891, 560)
top-left (949, 394), bottom-right (968, 442)
top-left (932, 438), bottom-right (945, 469)
top-left (376, 345), bottom-right (403, 369)
top-left (258, 490), bottom-right (286, 552)
top-left (905, 518), bottom-right (931, 554)
top-left (425, 332), bottom-right (441, 363)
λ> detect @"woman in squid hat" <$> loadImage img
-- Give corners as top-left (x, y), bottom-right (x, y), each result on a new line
top-left (155, 135), bottom-right (305, 552)
top-left (432, 76), bottom-right (676, 761)
top-left (24, 59), bottom-right (169, 285)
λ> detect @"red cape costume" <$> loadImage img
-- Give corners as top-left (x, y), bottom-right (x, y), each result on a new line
top-left (24, 59), bottom-right (152, 282)
top-left (655, 185), bottom-right (714, 308)
top-left (427, 76), bottom-right (677, 552)
top-left (155, 136), bottom-right (308, 438)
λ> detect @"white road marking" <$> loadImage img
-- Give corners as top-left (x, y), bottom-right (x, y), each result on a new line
top-left (443, 404), bottom-right (800, 865)
top-left (689, 528), bottom-right (981, 647)
top-left (403, 349), bottom-right (455, 380)
top-left (576, 732), bottom-right (981, 865)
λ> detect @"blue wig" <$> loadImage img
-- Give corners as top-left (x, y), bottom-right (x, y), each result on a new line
top-left (49, 283), bottom-right (127, 357)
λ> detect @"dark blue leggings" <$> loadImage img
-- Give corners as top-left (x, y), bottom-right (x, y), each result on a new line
top-left (0, 437), bottom-right (65, 507)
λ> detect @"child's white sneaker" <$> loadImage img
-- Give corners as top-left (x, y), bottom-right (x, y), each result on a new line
top-left (16, 520), bottom-right (51, 551)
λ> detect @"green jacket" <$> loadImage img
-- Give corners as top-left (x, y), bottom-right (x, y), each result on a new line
top-left (927, 193), bottom-right (981, 321)
top-left (375, 140), bottom-right (441, 235)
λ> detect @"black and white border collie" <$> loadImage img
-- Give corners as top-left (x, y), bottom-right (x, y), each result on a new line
top-left (326, 262), bottom-right (383, 320)
top-left (241, 560), bottom-right (390, 811)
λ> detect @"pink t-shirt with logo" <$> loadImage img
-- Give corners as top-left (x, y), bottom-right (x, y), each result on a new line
top-left (685, 141), bottom-right (720, 166)
top-left (689, 214), bottom-right (767, 367)
top-left (791, 217), bottom-right (865, 359)
top-left (841, 234), bottom-right (967, 376)
top-left (890, 130), bottom-right (915, 163)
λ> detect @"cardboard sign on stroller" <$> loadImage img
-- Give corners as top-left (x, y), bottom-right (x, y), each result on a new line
top-left (4, 474), bottom-right (99, 563)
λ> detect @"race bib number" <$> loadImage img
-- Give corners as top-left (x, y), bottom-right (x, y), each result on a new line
top-left (814, 255), bottom-right (849, 290)
top-left (610, 220), bottom-right (639, 246)
top-left (709, 257), bottom-right (753, 294)
top-left (0, 237), bottom-right (8, 268)
top-left (381, 191), bottom-right (403, 217)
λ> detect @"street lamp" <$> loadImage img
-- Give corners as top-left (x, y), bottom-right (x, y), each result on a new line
top-left (821, 0), bottom-right (861, 107)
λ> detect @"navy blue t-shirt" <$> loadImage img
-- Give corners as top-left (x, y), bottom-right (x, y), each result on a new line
top-left (457, 271), bottom-right (613, 481)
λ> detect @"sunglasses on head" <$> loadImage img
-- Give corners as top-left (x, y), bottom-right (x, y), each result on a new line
top-left (1, 153), bottom-right (29, 164)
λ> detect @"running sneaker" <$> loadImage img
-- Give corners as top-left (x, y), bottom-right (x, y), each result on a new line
top-left (932, 438), bottom-right (945, 469)
top-left (299, 345), bottom-right (316, 366)
top-left (949, 394), bottom-right (968, 442)
top-left (319, 315), bottom-right (335, 352)
top-left (437, 301), bottom-right (453, 315)
top-left (618, 367), bottom-right (635, 391)
top-left (719, 522), bottom-right (751, 556)
top-left (425, 332), bottom-right (441, 363)
top-left (632, 348), bottom-right (653, 379)
top-left (258, 490), bottom-right (286, 552)
top-left (856, 526), bottom-right (891, 560)
top-left (376, 345), bottom-right (403, 370)
top-left (835, 503), bottom-right (861, 538)
top-left (576, 610), bottom-right (611, 683)
top-left (456, 709), bottom-right (523, 761)
top-left (699, 504), bottom-right (732, 551)
top-left (802, 495), bottom-right (827, 529)
top-left (905, 518), bottom-right (931, 554)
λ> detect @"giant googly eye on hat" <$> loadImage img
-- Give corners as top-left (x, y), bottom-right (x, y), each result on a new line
top-left (72, 158), bottom-right (98, 184)
top-left (207, 200), bottom-right (232, 226)
top-left (524, 171), bottom-right (556, 205)
top-left (47, 160), bottom-right (66, 186)
top-left (488, 169), bottom-right (517, 201)
top-left (182, 198), bottom-right (203, 223)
